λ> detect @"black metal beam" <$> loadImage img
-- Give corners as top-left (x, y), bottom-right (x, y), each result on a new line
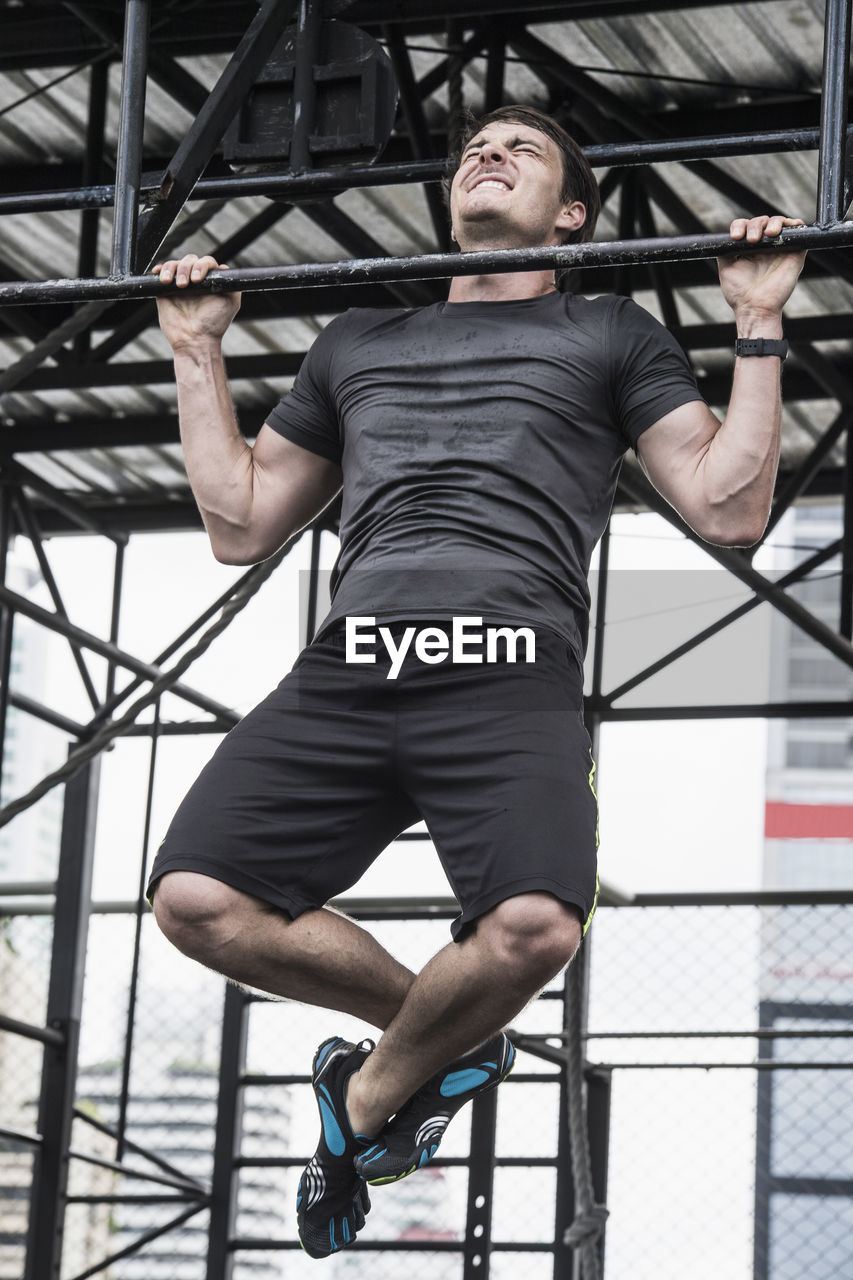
top-left (91, 199), bottom-right (298, 363)
top-left (348, 0), bottom-right (768, 20)
top-left (515, 26), bottom-right (853, 292)
top-left (816, 0), bottom-right (853, 223)
top-left (110, 0), bottom-right (151, 276)
top-left (0, 582), bottom-right (238, 724)
top-left (2, 468), bottom-right (846, 542)
top-left (462, 1083), bottom-right (499, 1280)
top-left (2, 458), bottom-right (125, 541)
top-left (4, 126), bottom-right (850, 217)
top-left (206, 984), bottom-right (248, 1280)
top-left (12, 488), bottom-right (101, 711)
top-left (64, 0), bottom-right (213, 118)
top-left (25, 756), bottom-right (101, 1280)
top-left (285, 200), bottom-right (440, 307)
top-left (618, 465), bottom-right (853, 673)
top-left (8, 690), bottom-right (87, 738)
top-left (289, 0), bottom-right (324, 175)
top-left (483, 24), bottom-right (506, 111)
top-left (132, 0), bottom-right (299, 273)
top-left (7, 353), bottom-right (303, 393)
top-left (2, 347), bottom-right (851, 408)
top-left (383, 24), bottom-right (451, 249)
top-left (0, 0), bottom-right (772, 72)
top-left (765, 408), bottom-right (853, 538)
top-left (599, 538), bottom-right (843, 708)
top-left (74, 59), bottom-right (109, 358)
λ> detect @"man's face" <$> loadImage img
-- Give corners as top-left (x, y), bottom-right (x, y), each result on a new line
top-left (449, 120), bottom-right (585, 251)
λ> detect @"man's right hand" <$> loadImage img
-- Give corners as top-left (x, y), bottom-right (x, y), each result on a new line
top-left (153, 253), bottom-right (241, 353)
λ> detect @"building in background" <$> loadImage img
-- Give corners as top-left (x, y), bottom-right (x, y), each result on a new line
top-left (757, 503), bottom-right (853, 1278)
top-left (77, 1058), bottom-right (292, 1280)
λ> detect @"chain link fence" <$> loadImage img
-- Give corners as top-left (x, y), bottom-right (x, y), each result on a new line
top-left (0, 913), bottom-right (52, 1280)
top-left (586, 903), bottom-right (853, 1280)
top-left (1, 899), bottom-right (852, 1278)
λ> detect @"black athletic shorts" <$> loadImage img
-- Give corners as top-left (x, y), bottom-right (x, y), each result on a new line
top-left (146, 620), bottom-right (600, 940)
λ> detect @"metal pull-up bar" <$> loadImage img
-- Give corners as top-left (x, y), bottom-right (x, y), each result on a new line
top-left (0, 222), bottom-right (849, 307)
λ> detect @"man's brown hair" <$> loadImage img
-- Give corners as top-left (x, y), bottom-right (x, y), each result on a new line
top-left (445, 105), bottom-right (601, 245)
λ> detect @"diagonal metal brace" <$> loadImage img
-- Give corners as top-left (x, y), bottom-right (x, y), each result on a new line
top-left (618, 464), bottom-right (853, 673)
top-left (133, 0), bottom-right (298, 273)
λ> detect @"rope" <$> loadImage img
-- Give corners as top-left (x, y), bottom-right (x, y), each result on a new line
top-left (0, 546), bottom-right (288, 829)
top-left (564, 949), bottom-right (609, 1279)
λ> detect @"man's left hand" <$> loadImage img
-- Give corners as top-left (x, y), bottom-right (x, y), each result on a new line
top-left (717, 215), bottom-right (807, 321)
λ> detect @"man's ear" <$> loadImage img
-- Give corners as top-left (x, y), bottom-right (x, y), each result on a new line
top-left (556, 200), bottom-right (587, 237)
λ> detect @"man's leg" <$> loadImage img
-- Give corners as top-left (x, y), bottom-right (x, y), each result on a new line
top-left (152, 870), bottom-right (415, 1029)
top-left (154, 872), bottom-right (580, 1255)
top-left (346, 891), bottom-right (581, 1137)
top-left (153, 874), bottom-right (578, 1131)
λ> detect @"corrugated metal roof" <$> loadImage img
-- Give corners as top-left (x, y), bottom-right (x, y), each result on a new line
top-left (0, 0), bottom-right (848, 527)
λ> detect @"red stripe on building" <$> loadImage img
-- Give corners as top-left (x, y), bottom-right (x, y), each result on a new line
top-left (765, 801), bottom-right (853, 839)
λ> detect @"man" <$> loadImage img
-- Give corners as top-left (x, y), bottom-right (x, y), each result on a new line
top-left (147, 106), bottom-right (806, 1256)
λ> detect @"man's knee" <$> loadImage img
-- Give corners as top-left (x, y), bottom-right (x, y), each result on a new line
top-left (478, 892), bottom-right (582, 984)
top-left (151, 871), bottom-right (243, 954)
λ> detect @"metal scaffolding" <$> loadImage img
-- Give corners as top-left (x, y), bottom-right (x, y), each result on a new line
top-left (1, 1), bottom-right (852, 1277)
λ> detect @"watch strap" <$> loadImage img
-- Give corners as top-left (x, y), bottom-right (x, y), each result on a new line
top-left (735, 337), bottom-right (789, 359)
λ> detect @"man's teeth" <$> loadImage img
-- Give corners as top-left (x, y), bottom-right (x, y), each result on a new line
top-left (477, 180), bottom-right (509, 190)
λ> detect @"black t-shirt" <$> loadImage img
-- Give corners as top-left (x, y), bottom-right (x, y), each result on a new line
top-left (266, 291), bottom-right (702, 661)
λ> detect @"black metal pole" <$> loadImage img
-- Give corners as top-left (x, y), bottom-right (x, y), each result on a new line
top-left (816, 0), bottom-right (853, 223)
top-left (290, 0), bottom-right (323, 173)
top-left (111, 0), bottom-right (151, 276)
top-left (1, 127), bottom-right (846, 217)
top-left (0, 581), bottom-right (238, 724)
top-left (484, 25), bottom-right (506, 112)
top-left (553, 1045), bottom-right (577, 1280)
top-left (25, 755), bottom-right (101, 1280)
top-left (75, 58), bottom-right (109, 357)
top-left (383, 24), bottom-right (452, 248)
top-left (617, 465), bottom-right (853, 673)
top-left (0, 221), bottom-right (848, 307)
top-left (0, 1012), bottom-right (65, 1047)
top-left (106, 540), bottom-right (125, 701)
top-left (753, 1001), bottom-right (774, 1280)
top-left (206, 983), bottom-right (248, 1280)
top-left (133, 0), bottom-right (298, 271)
top-left (462, 1085), bottom-right (499, 1280)
top-left (116, 701), bottom-right (160, 1161)
top-left (11, 489), bottom-right (101, 711)
top-left (601, 538), bottom-right (843, 707)
top-left (90, 554), bottom-right (278, 729)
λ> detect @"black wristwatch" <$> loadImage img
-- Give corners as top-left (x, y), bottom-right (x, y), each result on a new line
top-left (735, 337), bottom-right (789, 360)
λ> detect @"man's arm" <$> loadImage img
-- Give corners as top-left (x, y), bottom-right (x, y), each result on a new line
top-left (636, 215), bottom-right (807, 547)
top-left (154, 253), bottom-right (342, 565)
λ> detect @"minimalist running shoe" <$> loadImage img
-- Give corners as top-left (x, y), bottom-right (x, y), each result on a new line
top-left (354, 1031), bottom-right (515, 1185)
top-left (297, 1036), bottom-right (374, 1258)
